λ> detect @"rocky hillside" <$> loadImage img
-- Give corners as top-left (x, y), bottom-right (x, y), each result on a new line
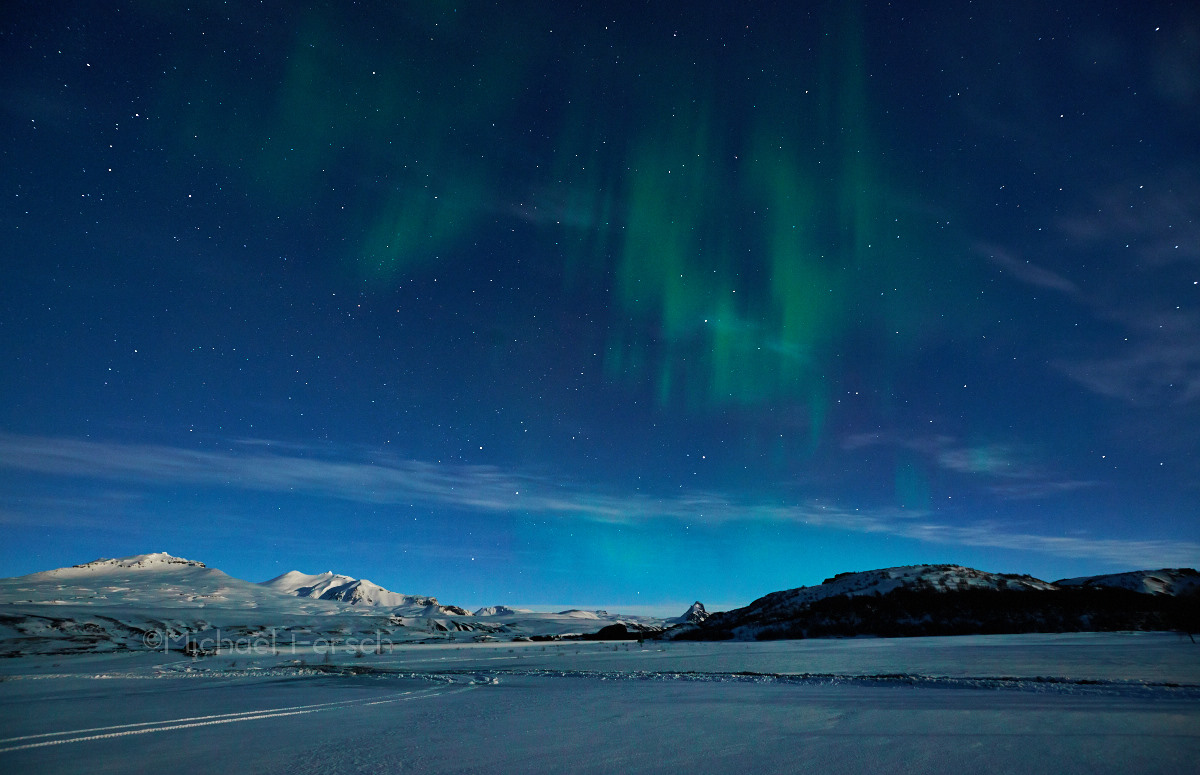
top-left (671, 565), bottom-right (1199, 641)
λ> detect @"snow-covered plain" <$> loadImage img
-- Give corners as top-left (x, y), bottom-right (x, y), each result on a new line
top-left (1, 633), bottom-right (1197, 774)
top-left (2, 555), bottom-right (1197, 771)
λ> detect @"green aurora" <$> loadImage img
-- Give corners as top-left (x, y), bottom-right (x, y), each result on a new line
top-left (159, 1), bottom-right (979, 442)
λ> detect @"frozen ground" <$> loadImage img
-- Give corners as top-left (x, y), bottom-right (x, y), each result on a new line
top-left (1, 633), bottom-right (1197, 773)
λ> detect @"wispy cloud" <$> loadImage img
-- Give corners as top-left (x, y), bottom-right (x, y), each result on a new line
top-left (1055, 171), bottom-right (1200, 268)
top-left (972, 167), bottom-right (1200, 408)
top-left (0, 432), bottom-right (1193, 568)
top-left (1055, 309), bottom-right (1200, 406)
top-left (0, 432), bottom-right (552, 516)
top-left (841, 433), bottom-right (1098, 500)
top-left (1043, 168), bottom-right (1200, 405)
top-left (883, 523), bottom-right (1198, 570)
top-left (1057, 344), bottom-right (1200, 406)
top-left (936, 443), bottom-right (1038, 478)
top-left (976, 244), bottom-right (1081, 296)
top-left (981, 479), bottom-right (1099, 500)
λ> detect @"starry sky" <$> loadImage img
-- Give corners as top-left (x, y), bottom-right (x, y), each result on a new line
top-left (2, 1), bottom-right (1198, 615)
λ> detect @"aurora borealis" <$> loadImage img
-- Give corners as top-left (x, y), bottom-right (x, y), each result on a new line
top-left (2, 1), bottom-right (1198, 612)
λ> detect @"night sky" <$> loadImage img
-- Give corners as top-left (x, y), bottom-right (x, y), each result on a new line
top-left (2, 1), bottom-right (1198, 614)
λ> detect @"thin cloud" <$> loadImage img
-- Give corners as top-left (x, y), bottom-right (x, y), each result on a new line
top-left (845, 433), bottom-right (1033, 478)
top-left (1055, 310), bottom-right (1200, 406)
top-left (839, 433), bottom-right (1099, 501)
top-left (1055, 172), bottom-right (1200, 268)
top-left (936, 444), bottom-right (1035, 478)
top-left (886, 522), bottom-right (1198, 569)
top-left (983, 479), bottom-right (1099, 500)
top-left (0, 432), bottom-right (1192, 568)
top-left (977, 244), bottom-right (1081, 296)
top-left (1057, 345), bottom-right (1200, 406)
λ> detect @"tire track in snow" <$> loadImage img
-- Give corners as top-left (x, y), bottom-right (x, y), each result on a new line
top-left (0, 693), bottom-right (394, 744)
top-left (0, 685), bottom-right (475, 753)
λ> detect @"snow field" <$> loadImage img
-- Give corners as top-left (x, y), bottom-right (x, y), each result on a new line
top-left (1, 632), bottom-right (1197, 773)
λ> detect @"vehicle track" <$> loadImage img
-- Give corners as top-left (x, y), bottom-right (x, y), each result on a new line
top-left (0, 684), bottom-right (475, 753)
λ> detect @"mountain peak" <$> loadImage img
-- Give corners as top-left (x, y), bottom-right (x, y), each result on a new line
top-left (66, 553), bottom-right (207, 572)
top-left (680, 601), bottom-right (709, 624)
top-left (473, 605), bottom-right (534, 617)
top-left (260, 570), bottom-right (443, 610)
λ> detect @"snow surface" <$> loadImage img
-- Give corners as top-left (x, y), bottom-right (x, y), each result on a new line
top-left (1, 634), bottom-right (1196, 774)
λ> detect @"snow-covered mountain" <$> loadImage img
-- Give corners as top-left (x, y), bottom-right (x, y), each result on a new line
top-left (670, 601), bottom-right (709, 625)
top-left (1055, 568), bottom-right (1200, 596)
top-left (0, 552), bottom-right (344, 611)
top-left (0, 552), bottom-right (376, 657)
top-left (4, 555), bottom-right (1195, 656)
top-left (261, 570), bottom-right (357, 597)
top-left (62, 553), bottom-right (209, 573)
top-left (0, 553), bottom-right (667, 656)
top-left (473, 605), bottom-right (533, 617)
top-left (260, 570), bottom-right (458, 613)
top-left (706, 565), bottom-right (1055, 626)
top-left (670, 564), bottom-right (1197, 641)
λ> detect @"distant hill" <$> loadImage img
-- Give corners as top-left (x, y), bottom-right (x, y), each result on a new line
top-left (1055, 568), bottom-right (1200, 596)
top-left (671, 564), bottom-right (1199, 641)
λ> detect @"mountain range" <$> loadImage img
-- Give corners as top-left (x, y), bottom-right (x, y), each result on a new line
top-left (1, 553), bottom-right (1195, 656)
top-left (0, 553), bottom-right (671, 656)
top-left (671, 564), bottom-right (1199, 641)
